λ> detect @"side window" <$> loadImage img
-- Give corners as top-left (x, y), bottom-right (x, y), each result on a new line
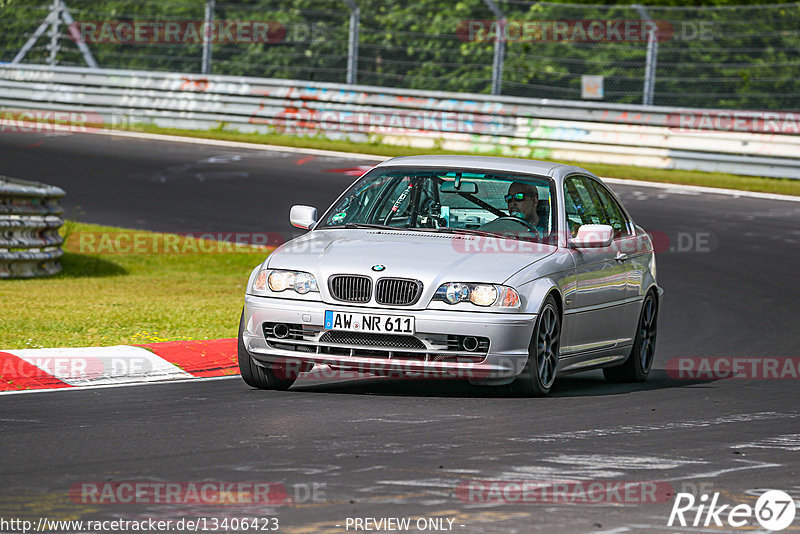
top-left (563, 176), bottom-right (607, 237)
top-left (590, 181), bottom-right (630, 238)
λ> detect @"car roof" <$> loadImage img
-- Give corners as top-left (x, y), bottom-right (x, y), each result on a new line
top-left (375, 155), bottom-right (594, 182)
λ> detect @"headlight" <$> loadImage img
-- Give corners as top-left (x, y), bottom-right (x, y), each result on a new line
top-left (434, 283), bottom-right (520, 308)
top-left (253, 269), bottom-right (319, 294)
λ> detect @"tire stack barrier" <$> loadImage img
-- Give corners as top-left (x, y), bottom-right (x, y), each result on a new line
top-left (0, 176), bottom-right (65, 278)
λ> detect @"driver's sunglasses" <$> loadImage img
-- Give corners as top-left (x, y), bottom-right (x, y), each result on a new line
top-left (504, 192), bottom-right (535, 202)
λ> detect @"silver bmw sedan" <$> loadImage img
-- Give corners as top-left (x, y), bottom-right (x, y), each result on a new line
top-left (238, 155), bottom-right (661, 396)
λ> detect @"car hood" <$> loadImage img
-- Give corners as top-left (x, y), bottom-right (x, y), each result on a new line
top-left (266, 229), bottom-right (555, 304)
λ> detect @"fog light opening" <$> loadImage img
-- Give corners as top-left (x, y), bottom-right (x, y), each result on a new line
top-left (273, 323), bottom-right (290, 339)
top-left (462, 336), bottom-right (479, 352)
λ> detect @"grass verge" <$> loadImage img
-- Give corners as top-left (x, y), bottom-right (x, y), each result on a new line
top-left (0, 221), bottom-right (269, 350)
top-left (130, 125), bottom-right (800, 196)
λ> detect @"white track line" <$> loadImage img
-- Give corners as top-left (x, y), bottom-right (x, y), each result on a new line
top-left (85, 128), bottom-right (800, 203)
top-left (602, 177), bottom-right (800, 202)
top-left (96, 128), bottom-right (389, 161)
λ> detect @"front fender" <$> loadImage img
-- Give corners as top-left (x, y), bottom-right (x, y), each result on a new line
top-left (520, 278), bottom-right (563, 316)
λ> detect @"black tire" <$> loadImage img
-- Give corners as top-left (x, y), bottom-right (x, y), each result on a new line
top-left (603, 291), bottom-right (658, 383)
top-left (511, 295), bottom-right (561, 397)
top-left (237, 310), bottom-right (298, 390)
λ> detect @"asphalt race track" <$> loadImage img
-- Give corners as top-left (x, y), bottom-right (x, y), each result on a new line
top-left (1, 130), bottom-right (799, 533)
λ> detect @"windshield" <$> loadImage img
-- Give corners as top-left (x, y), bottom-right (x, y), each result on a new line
top-left (318, 168), bottom-right (556, 241)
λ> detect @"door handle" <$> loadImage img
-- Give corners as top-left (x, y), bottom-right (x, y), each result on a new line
top-left (615, 252), bottom-right (628, 262)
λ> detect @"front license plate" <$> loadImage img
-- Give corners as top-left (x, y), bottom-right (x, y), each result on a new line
top-left (324, 310), bottom-right (415, 334)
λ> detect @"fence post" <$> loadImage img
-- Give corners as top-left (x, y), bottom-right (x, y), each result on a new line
top-left (482, 0), bottom-right (505, 95)
top-left (633, 4), bottom-right (658, 106)
top-left (343, 0), bottom-right (360, 84)
top-left (202, 0), bottom-right (215, 74)
top-left (12, 10), bottom-right (57, 64)
top-left (60, 4), bottom-right (99, 68)
top-left (47, 0), bottom-right (62, 66)
top-left (12, 0), bottom-right (98, 68)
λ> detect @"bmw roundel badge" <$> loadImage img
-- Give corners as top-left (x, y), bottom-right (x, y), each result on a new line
top-left (371, 264), bottom-right (386, 272)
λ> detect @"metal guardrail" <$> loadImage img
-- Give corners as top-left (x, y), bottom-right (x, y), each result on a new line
top-left (0, 176), bottom-right (64, 279)
top-left (1, 64), bottom-right (799, 179)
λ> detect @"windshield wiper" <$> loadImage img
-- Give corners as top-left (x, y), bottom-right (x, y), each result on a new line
top-left (344, 222), bottom-right (472, 235)
top-left (340, 223), bottom-right (511, 239)
top-left (341, 223), bottom-right (464, 234)
top-left (343, 223), bottom-right (397, 230)
top-left (341, 223), bottom-right (435, 232)
top-left (436, 227), bottom-right (546, 243)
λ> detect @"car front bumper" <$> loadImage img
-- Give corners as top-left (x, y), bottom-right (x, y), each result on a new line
top-left (242, 295), bottom-right (536, 384)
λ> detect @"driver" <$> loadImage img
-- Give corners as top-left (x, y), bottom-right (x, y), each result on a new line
top-left (505, 182), bottom-right (540, 228)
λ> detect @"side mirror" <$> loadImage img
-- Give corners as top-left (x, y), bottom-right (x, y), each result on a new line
top-left (571, 224), bottom-right (613, 248)
top-left (290, 205), bottom-right (317, 230)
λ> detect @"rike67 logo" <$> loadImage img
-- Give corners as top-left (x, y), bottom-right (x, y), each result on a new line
top-left (668, 490), bottom-right (796, 530)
